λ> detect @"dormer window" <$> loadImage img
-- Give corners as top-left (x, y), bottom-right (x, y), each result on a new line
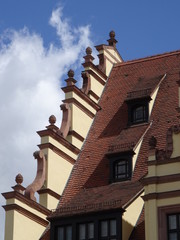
top-left (131, 103), bottom-right (148, 124)
top-left (127, 98), bottom-right (149, 126)
top-left (113, 159), bottom-right (131, 181)
top-left (108, 152), bottom-right (134, 183)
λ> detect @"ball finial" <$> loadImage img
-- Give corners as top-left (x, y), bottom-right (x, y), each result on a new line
top-left (15, 174), bottom-right (23, 185)
top-left (68, 69), bottom-right (74, 78)
top-left (86, 47), bottom-right (92, 55)
top-left (49, 115), bottom-right (56, 125)
top-left (109, 30), bottom-right (115, 39)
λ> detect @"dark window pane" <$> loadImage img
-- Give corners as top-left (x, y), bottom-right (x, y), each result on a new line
top-left (110, 220), bottom-right (116, 236)
top-left (169, 232), bottom-right (178, 240)
top-left (66, 226), bottom-right (72, 240)
top-left (88, 223), bottom-right (94, 239)
top-left (169, 215), bottom-right (177, 230)
top-left (101, 221), bottom-right (108, 237)
top-left (57, 227), bottom-right (64, 240)
top-left (79, 224), bottom-right (86, 240)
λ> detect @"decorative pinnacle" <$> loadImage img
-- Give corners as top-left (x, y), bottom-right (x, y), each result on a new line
top-left (109, 30), bottom-right (115, 39)
top-left (107, 30), bottom-right (117, 47)
top-left (15, 174), bottom-right (23, 185)
top-left (86, 47), bottom-right (92, 55)
top-left (49, 115), bottom-right (56, 125)
top-left (68, 69), bottom-right (74, 78)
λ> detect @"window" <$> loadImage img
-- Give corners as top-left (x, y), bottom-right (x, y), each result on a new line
top-left (113, 159), bottom-right (131, 181)
top-left (132, 105), bottom-right (146, 123)
top-left (108, 152), bottom-right (133, 183)
top-left (56, 225), bottom-right (72, 240)
top-left (168, 214), bottom-right (180, 240)
top-left (100, 219), bottom-right (117, 239)
top-left (78, 222), bottom-right (94, 240)
top-left (126, 99), bottom-right (149, 126)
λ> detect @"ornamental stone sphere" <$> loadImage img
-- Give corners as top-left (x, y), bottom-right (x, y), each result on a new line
top-left (49, 115), bottom-right (56, 125)
top-left (109, 30), bottom-right (115, 39)
top-left (68, 69), bottom-right (74, 78)
top-left (15, 174), bottom-right (23, 185)
top-left (86, 47), bottom-right (92, 55)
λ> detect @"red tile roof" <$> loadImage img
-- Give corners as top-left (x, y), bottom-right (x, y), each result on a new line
top-left (41, 49), bottom-right (180, 239)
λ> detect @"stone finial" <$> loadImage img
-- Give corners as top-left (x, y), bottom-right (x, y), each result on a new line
top-left (109, 30), bottom-right (115, 39)
top-left (83, 47), bottom-right (94, 64)
top-left (86, 47), bottom-right (92, 55)
top-left (12, 173), bottom-right (25, 193)
top-left (15, 173), bottom-right (23, 185)
top-left (65, 69), bottom-right (77, 86)
top-left (49, 115), bottom-right (56, 125)
top-left (68, 69), bottom-right (74, 78)
top-left (149, 136), bottom-right (157, 149)
top-left (107, 30), bottom-right (117, 48)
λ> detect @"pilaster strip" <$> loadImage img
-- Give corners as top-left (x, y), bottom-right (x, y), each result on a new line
top-left (2, 204), bottom-right (49, 227)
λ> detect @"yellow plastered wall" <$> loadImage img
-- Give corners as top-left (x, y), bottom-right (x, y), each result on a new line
top-left (39, 193), bottom-right (59, 210)
top-left (144, 132), bottom-right (180, 240)
top-left (122, 193), bottom-right (144, 240)
top-left (145, 199), bottom-right (158, 240)
top-left (171, 132), bottom-right (180, 158)
top-left (66, 135), bottom-right (83, 150)
top-left (71, 104), bottom-right (93, 139)
top-left (46, 149), bottom-right (73, 195)
top-left (13, 211), bottom-right (45, 240)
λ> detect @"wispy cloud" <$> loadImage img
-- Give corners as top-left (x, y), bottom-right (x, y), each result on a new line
top-left (0, 7), bottom-right (92, 239)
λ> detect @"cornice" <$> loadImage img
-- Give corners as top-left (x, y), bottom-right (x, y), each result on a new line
top-left (68, 130), bottom-right (84, 142)
top-left (37, 129), bottom-right (80, 155)
top-left (2, 203), bottom-right (49, 227)
top-left (62, 98), bottom-right (96, 119)
top-left (142, 173), bottom-right (180, 186)
top-left (2, 191), bottom-right (50, 216)
top-left (82, 61), bottom-right (107, 80)
top-left (142, 189), bottom-right (180, 201)
top-left (38, 142), bottom-right (76, 165)
top-left (38, 188), bottom-right (61, 200)
top-left (61, 85), bottom-right (101, 111)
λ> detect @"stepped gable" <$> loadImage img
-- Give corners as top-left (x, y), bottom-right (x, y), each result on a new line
top-left (53, 50), bottom-right (180, 214)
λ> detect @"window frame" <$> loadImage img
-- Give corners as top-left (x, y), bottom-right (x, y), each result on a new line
top-left (167, 213), bottom-right (180, 240)
top-left (158, 205), bottom-right (180, 240)
top-left (126, 97), bottom-right (150, 126)
top-left (50, 210), bottom-right (123, 240)
top-left (108, 151), bottom-right (134, 183)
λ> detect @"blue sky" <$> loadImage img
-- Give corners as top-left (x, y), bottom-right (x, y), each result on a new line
top-left (0, 1), bottom-right (180, 239)
top-left (1, 0), bottom-right (180, 60)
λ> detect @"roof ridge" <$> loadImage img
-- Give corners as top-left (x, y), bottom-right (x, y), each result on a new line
top-left (115, 49), bottom-right (180, 67)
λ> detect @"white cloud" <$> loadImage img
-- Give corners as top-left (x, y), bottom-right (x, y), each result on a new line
top-left (0, 7), bottom-right (93, 239)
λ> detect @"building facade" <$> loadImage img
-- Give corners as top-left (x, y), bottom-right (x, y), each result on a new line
top-left (2, 32), bottom-right (180, 240)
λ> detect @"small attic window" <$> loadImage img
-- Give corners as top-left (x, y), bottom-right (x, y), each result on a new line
top-left (131, 103), bottom-right (148, 124)
top-left (108, 152), bottom-right (133, 183)
top-left (113, 159), bottom-right (131, 181)
top-left (127, 99), bottom-right (149, 126)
